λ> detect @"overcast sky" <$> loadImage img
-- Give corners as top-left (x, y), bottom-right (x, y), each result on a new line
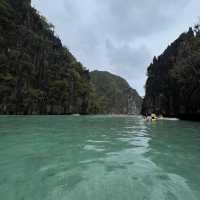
top-left (32, 0), bottom-right (199, 96)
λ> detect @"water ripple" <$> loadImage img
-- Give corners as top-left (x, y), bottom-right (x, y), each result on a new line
top-left (0, 115), bottom-right (200, 200)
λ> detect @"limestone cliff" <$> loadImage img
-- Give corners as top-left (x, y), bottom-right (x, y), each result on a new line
top-left (0, 0), bottom-right (91, 114)
top-left (142, 27), bottom-right (200, 120)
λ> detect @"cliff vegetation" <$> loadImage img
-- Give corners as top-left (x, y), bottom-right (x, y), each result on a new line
top-left (0, 0), bottom-right (92, 114)
top-left (142, 27), bottom-right (200, 120)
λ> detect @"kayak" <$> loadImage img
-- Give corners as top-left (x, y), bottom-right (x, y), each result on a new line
top-left (159, 118), bottom-right (179, 121)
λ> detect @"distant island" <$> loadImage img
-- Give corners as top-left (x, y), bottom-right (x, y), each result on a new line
top-left (142, 27), bottom-right (200, 121)
top-left (90, 71), bottom-right (142, 114)
top-left (0, 0), bottom-right (141, 115)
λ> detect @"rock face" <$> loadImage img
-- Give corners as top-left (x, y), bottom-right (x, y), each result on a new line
top-left (90, 71), bottom-right (142, 114)
top-left (0, 0), bottom-right (91, 114)
top-left (142, 27), bottom-right (200, 120)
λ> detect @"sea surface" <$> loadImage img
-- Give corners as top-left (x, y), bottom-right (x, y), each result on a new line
top-left (0, 115), bottom-right (200, 200)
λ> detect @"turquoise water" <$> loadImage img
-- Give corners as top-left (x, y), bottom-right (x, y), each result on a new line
top-left (0, 116), bottom-right (200, 200)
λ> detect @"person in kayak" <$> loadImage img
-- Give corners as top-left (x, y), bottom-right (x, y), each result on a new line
top-left (144, 113), bottom-right (158, 121)
top-left (151, 113), bottom-right (157, 121)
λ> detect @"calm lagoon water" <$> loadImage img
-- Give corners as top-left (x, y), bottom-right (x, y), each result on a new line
top-left (0, 115), bottom-right (200, 200)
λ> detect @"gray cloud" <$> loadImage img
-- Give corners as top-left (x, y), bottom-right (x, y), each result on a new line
top-left (105, 39), bottom-right (151, 93)
top-left (101, 0), bottom-right (186, 40)
top-left (32, 0), bottom-right (199, 95)
top-left (106, 40), bottom-right (151, 77)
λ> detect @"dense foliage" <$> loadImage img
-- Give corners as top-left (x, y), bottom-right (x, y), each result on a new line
top-left (90, 71), bottom-right (142, 114)
top-left (142, 27), bottom-right (200, 119)
top-left (0, 0), bottom-right (92, 114)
